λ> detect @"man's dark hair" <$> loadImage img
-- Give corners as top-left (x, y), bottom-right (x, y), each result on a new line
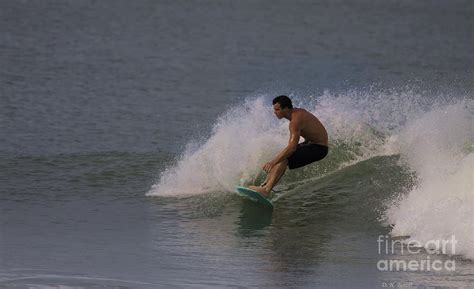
top-left (272, 95), bottom-right (293, 109)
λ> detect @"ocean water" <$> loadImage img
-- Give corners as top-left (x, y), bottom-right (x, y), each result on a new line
top-left (1, 0), bottom-right (473, 288)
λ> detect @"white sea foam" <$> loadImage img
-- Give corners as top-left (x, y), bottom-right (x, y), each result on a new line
top-left (386, 102), bottom-right (473, 259)
top-left (147, 96), bottom-right (287, 196)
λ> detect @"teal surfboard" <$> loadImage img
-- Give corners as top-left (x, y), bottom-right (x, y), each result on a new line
top-left (235, 186), bottom-right (273, 209)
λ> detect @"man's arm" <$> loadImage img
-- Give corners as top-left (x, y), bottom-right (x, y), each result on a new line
top-left (264, 120), bottom-right (300, 170)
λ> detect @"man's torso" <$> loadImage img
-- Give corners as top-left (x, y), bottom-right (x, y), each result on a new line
top-left (293, 108), bottom-right (328, 146)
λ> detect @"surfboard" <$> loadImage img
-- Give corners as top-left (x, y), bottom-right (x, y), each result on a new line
top-left (235, 186), bottom-right (273, 209)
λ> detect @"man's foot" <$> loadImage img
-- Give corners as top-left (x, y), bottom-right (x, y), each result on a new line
top-left (248, 185), bottom-right (270, 197)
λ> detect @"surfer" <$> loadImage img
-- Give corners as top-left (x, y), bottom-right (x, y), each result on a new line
top-left (249, 95), bottom-right (329, 197)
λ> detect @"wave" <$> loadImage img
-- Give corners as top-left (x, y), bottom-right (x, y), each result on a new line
top-left (147, 88), bottom-right (472, 259)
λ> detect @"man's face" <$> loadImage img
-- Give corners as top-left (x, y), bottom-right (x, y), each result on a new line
top-left (273, 103), bottom-right (286, 119)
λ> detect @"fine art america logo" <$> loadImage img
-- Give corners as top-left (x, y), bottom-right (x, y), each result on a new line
top-left (377, 235), bottom-right (457, 272)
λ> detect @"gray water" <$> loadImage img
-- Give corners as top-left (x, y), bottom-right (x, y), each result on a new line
top-left (1, 1), bottom-right (473, 288)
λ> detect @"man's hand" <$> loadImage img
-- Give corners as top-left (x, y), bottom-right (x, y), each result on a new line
top-left (262, 161), bottom-right (276, 173)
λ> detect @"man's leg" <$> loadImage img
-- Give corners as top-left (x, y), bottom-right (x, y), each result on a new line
top-left (249, 159), bottom-right (288, 196)
top-left (260, 174), bottom-right (270, 187)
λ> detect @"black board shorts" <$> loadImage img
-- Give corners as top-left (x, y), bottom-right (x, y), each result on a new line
top-left (287, 143), bottom-right (329, 170)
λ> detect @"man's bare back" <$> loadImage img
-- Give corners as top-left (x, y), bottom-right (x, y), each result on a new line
top-left (290, 108), bottom-right (328, 146)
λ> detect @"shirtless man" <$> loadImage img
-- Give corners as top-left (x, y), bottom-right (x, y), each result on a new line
top-left (249, 95), bottom-right (329, 197)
